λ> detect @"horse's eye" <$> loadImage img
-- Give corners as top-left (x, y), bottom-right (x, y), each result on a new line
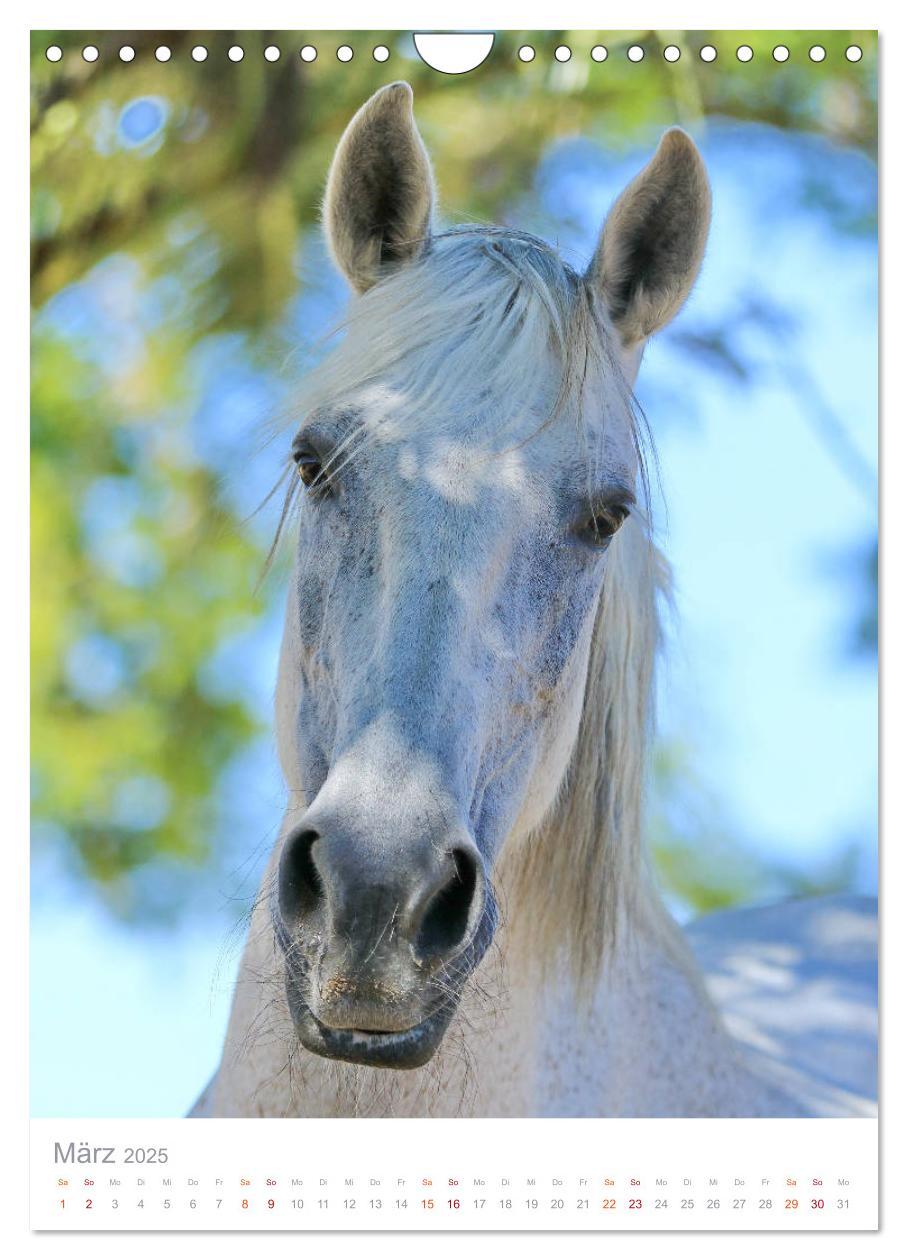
top-left (294, 449), bottom-right (326, 492)
top-left (578, 506), bottom-right (629, 548)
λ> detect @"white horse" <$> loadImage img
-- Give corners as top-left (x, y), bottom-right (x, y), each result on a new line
top-left (194, 83), bottom-right (876, 1118)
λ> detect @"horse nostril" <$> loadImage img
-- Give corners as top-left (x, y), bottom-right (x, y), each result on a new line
top-left (414, 847), bottom-right (482, 965)
top-left (278, 828), bottom-right (324, 924)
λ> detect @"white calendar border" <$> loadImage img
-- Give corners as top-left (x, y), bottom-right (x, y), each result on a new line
top-left (7, 2), bottom-right (902, 1255)
top-left (9, 1), bottom-right (893, 31)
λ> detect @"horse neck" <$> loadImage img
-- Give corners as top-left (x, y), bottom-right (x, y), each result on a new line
top-left (492, 853), bottom-right (803, 1117)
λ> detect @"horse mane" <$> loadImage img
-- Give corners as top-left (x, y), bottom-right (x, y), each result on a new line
top-left (278, 223), bottom-right (689, 995)
top-left (502, 514), bottom-right (689, 996)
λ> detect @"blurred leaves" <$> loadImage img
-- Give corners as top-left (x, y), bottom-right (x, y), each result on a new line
top-left (30, 30), bottom-right (877, 921)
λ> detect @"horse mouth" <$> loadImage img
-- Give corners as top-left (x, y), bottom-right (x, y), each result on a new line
top-left (286, 978), bottom-right (452, 1069)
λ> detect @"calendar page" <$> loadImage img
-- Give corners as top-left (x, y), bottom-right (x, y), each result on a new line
top-left (29, 15), bottom-right (879, 1237)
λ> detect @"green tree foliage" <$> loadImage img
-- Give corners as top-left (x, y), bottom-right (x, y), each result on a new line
top-left (31, 31), bottom-right (877, 920)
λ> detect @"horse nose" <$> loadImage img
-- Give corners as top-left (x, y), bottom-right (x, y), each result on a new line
top-left (277, 825), bottom-right (484, 969)
top-left (408, 845), bottom-right (484, 965)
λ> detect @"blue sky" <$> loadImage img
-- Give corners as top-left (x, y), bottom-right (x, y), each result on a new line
top-left (31, 119), bottom-right (877, 1117)
top-left (649, 127), bottom-right (876, 872)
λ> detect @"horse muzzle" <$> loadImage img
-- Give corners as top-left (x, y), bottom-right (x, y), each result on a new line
top-left (285, 980), bottom-right (454, 1069)
top-left (274, 820), bottom-right (493, 1069)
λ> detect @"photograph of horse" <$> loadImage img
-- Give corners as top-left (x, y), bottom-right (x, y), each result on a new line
top-left (193, 83), bottom-right (877, 1119)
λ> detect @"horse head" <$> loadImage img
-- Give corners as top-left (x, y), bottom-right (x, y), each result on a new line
top-left (271, 82), bottom-right (710, 1069)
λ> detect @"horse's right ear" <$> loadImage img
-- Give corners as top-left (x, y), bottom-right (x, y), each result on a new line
top-left (323, 82), bottom-right (436, 294)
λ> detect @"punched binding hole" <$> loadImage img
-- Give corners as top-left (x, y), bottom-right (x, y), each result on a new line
top-left (846, 45), bottom-right (863, 62)
top-left (591, 46), bottom-right (608, 63)
top-left (337, 45), bottom-right (354, 62)
top-left (518, 45), bottom-right (535, 62)
top-left (736, 46), bottom-right (754, 62)
top-left (664, 45), bottom-right (681, 63)
top-left (228, 45), bottom-right (244, 62)
top-left (300, 45), bottom-right (317, 62)
top-left (265, 45), bottom-right (281, 62)
top-left (773, 45), bottom-right (790, 62)
top-left (82, 45), bottom-right (99, 63)
top-left (373, 45), bottom-right (390, 63)
top-left (627, 45), bottom-right (645, 63)
top-left (119, 46), bottom-right (136, 63)
top-left (45, 45), bottom-right (62, 62)
top-left (413, 32), bottom-right (494, 73)
top-left (191, 46), bottom-right (208, 62)
top-left (809, 45), bottom-right (826, 62)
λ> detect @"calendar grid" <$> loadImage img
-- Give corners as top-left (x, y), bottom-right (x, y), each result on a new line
top-left (31, 1118), bottom-right (878, 1231)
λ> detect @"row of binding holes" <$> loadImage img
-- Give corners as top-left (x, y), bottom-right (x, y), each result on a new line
top-left (519, 44), bottom-right (863, 63)
top-left (44, 44), bottom-right (391, 63)
top-left (48, 42), bottom-right (865, 65)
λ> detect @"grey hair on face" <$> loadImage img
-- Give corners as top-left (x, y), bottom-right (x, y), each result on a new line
top-left (267, 83), bottom-right (712, 993)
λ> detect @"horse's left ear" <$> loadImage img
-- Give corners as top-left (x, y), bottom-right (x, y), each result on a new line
top-left (323, 82), bottom-right (436, 294)
top-left (587, 128), bottom-right (711, 347)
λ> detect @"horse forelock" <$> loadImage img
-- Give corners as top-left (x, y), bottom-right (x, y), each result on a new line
top-left (278, 226), bottom-right (648, 481)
